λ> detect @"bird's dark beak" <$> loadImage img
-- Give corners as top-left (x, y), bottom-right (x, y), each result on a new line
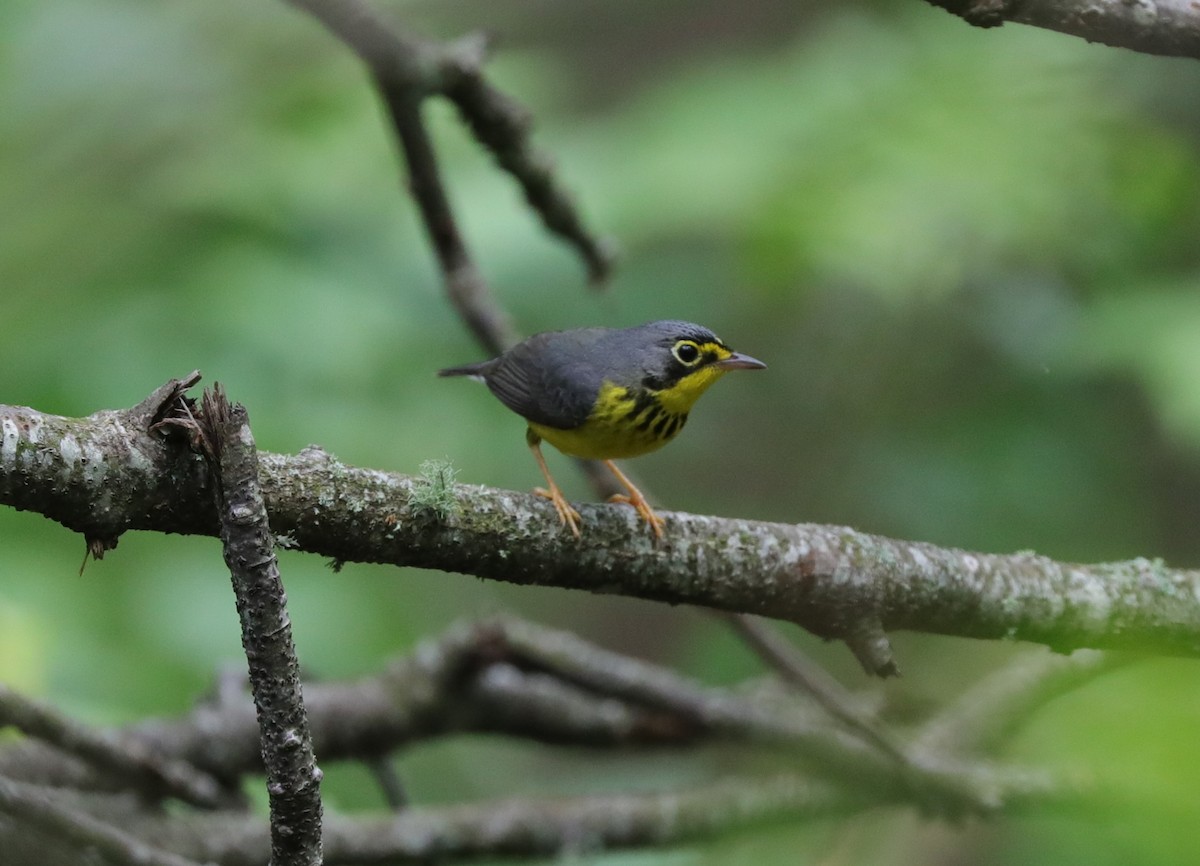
top-left (714, 352), bottom-right (767, 371)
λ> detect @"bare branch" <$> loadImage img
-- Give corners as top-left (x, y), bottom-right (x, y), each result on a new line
top-left (2, 390), bottom-right (1199, 669)
top-left (365, 757), bottom-right (408, 811)
top-left (0, 618), bottom-right (1061, 814)
top-left (0, 618), bottom-right (863, 784)
top-left (925, 0), bottom-right (1200, 59)
top-left (283, 0), bottom-right (615, 309)
top-left (436, 33), bottom-right (619, 285)
top-left (915, 649), bottom-right (1132, 755)
top-left (0, 617), bottom-right (1128, 860)
top-left (262, 456), bottom-right (1200, 666)
top-left (718, 614), bottom-right (907, 759)
top-left (385, 88), bottom-right (518, 355)
top-left (0, 777), bottom-right (211, 866)
top-left (4, 770), bottom-right (1087, 866)
top-left (197, 386), bottom-right (323, 866)
top-left (0, 684), bottom-right (229, 810)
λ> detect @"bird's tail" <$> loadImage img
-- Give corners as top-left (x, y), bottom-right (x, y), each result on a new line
top-left (437, 360), bottom-right (493, 378)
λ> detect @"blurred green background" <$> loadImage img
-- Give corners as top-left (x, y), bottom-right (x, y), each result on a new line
top-left (3, 0), bottom-right (1200, 862)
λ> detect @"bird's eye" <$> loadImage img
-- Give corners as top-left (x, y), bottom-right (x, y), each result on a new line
top-left (672, 341), bottom-right (701, 365)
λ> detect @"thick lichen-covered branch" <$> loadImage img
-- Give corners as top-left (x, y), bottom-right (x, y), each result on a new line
top-left (2, 388), bottom-right (1200, 675)
top-left (263, 453), bottom-right (1200, 670)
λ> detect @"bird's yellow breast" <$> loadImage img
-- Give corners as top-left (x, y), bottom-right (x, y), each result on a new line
top-left (529, 370), bottom-right (729, 461)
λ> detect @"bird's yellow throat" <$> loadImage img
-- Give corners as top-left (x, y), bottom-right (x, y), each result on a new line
top-left (529, 350), bottom-right (733, 461)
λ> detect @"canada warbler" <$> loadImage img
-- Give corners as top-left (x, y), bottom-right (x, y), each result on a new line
top-left (439, 320), bottom-right (766, 538)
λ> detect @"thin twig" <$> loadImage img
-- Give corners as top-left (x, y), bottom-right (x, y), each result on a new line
top-left (383, 89), bottom-right (517, 355)
top-left (283, 0), bottom-right (434, 86)
top-left (366, 757), bottom-right (408, 811)
top-left (719, 613), bottom-right (908, 761)
top-left (284, 0), bottom-right (614, 293)
top-left (437, 33), bottom-right (618, 284)
top-left (915, 649), bottom-right (1132, 755)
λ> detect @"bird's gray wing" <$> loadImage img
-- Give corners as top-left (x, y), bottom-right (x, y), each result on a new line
top-left (484, 331), bottom-right (606, 430)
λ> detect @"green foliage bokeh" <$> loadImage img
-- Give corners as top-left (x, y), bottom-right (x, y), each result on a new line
top-left (2, 0), bottom-right (1200, 863)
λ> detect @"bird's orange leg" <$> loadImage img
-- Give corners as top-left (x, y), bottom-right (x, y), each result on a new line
top-left (526, 431), bottom-right (582, 538)
top-left (603, 460), bottom-right (664, 540)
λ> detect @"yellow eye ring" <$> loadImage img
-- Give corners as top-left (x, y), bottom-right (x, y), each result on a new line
top-left (672, 341), bottom-right (702, 365)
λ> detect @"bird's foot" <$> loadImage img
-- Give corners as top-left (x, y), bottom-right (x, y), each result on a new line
top-left (608, 491), bottom-right (665, 540)
top-left (534, 486), bottom-right (582, 538)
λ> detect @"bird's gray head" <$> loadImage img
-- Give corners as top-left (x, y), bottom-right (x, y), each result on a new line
top-left (622, 320), bottom-right (766, 393)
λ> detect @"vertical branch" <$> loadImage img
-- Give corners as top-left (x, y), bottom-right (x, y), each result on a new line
top-left (199, 386), bottom-right (323, 866)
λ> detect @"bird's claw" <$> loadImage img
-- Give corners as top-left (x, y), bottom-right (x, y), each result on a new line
top-left (607, 492), bottom-right (665, 540)
top-left (534, 486), bottom-right (582, 538)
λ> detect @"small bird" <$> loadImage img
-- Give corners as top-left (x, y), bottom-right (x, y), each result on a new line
top-left (439, 320), bottom-right (766, 538)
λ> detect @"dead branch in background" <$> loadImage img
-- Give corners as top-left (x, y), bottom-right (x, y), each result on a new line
top-left (284, 0), bottom-right (615, 356)
top-left (0, 618), bottom-right (1126, 864)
